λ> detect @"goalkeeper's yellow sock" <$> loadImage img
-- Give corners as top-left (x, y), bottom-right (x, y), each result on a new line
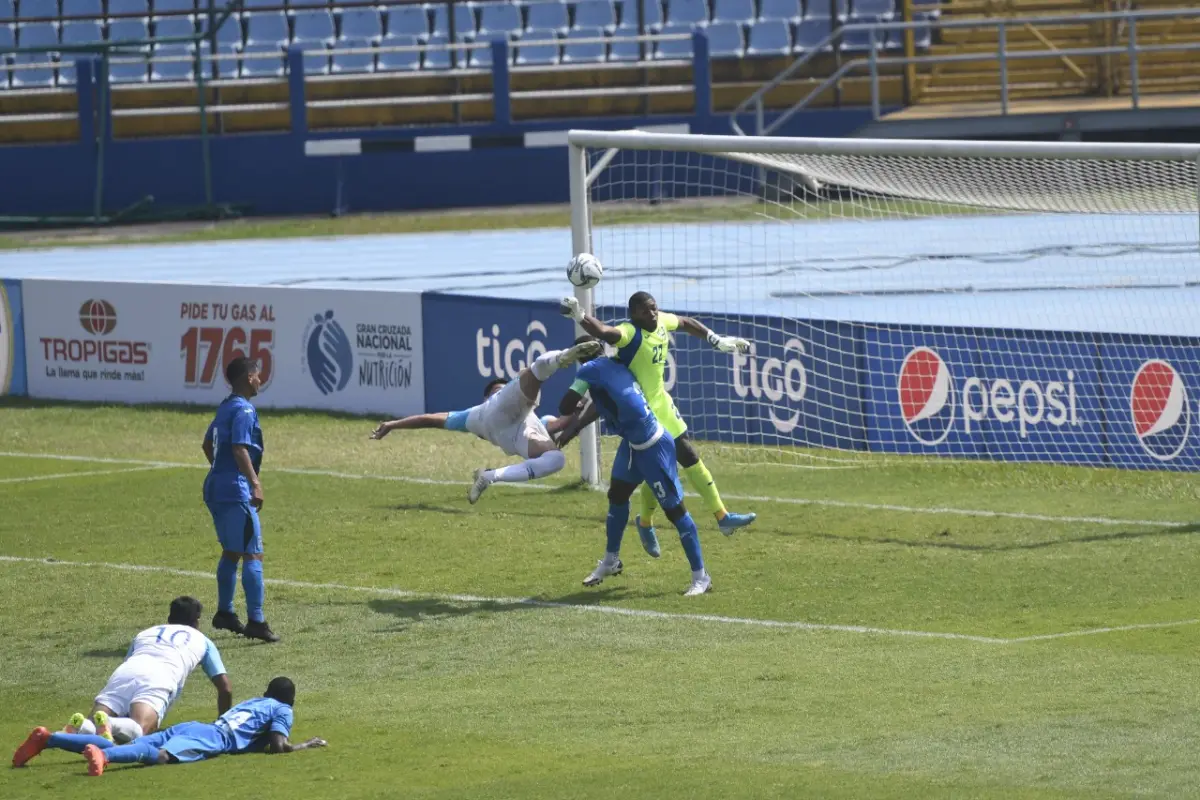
top-left (683, 461), bottom-right (727, 521)
top-left (638, 482), bottom-right (659, 527)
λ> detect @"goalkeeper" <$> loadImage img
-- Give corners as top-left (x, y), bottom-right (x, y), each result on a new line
top-left (560, 284), bottom-right (756, 552)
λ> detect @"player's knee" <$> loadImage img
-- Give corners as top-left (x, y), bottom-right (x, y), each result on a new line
top-left (608, 482), bottom-right (636, 505)
top-left (220, 550), bottom-right (241, 563)
top-left (663, 503), bottom-right (687, 524)
top-left (675, 438), bottom-right (700, 468)
top-left (157, 750), bottom-right (173, 765)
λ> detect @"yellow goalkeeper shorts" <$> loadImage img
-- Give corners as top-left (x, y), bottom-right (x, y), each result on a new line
top-left (649, 395), bottom-right (688, 439)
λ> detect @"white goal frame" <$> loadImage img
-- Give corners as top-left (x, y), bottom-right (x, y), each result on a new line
top-left (566, 130), bottom-right (1200, 486)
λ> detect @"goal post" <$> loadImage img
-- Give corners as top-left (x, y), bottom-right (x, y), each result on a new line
top-left (566, 131), bottom-right (1200, 486)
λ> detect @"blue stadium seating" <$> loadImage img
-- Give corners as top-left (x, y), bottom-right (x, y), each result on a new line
top-left (11, 52), bottom-right (57, 87)
top-left (17, 0), bottom-right (58, 21)
top-left (607, 25), bottom-right (641, 59)
top-left (653, 21), bottom-right (690, 58)
top-left (429, 3), bottom-right (475, 39)
top-left (108, 0), bottom-right (148, 20)
top-left (712, 0), bottom-right (752, 23)
top-left (331, 36), bottom-right (374, 72)
top-left (0, 27), bottom-right (12, 90)
top-left (340, 9), bottom-right (381, 40)
top-left (59, 20), bottom-right (103, 84)
top-left (241, 0), bottom-right (276, 10)
top-left (207, 17), bottom-right (242, 48)
top-left (110, 50), bottom-right (151, 83)
top-left (840, 15), bottom-right (882, 50)
top-left (804, 0), bottom-right (847, 19)
top-left (420, 31), bottom-right (452, 67)
top-left (239, 41), bottom-right (283, 76)
top-left (293, 10), bottom-right (335, 42)
top-left (886, 9), bottom-right (931, 49)
top-left (524, 1), bottom-right (567, 34)
top-left (244, 12), bottom-right (288, 45)
top-left (852, 0), bottom-right (893, 18)
top-left (615, 0), bottom-right (661, 30)
top-left (377, 32), bottom-right (421, 69)
top-left (745, 18), bottom-right (788, 55)
top-left (468, 30), bottom-right (510, 67)
top-left (0, 0), bottom-right (13, 20)
top-left (705, 19), bottom-right (741, 56)
top-left (61, 0), bottom-right (102, 19)
top-left (209, 42), bottom-right (240, 78)
top-left (561, 25), bottom-right (603, 62)
top-left (666, 0), bottom-right (706, 25)
top-left (151, 42), bottom-right (195, 80)
top-left (155, 16), bottom-right (196, 40)
top-left (152, 0), bottom-right (194, 18)
top-left (757, 0), bottom-right (800, 22)
top-left (476, 3), bottom-right (520, 36)
top-left (792, 16), bottom-right (830, 50)
top-left (515, 26), bottom-right (557, 64)
top-left (108, 18), bottom-right (149, 41)
top-left (300, 43), bottom-right (329, 73)
top-left (573, 0), bottom-right (614, 31)
top-left (387, 6), bottom-right (429, 39)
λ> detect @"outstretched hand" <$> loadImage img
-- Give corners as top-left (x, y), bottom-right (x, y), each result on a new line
top-left (559, 297), bottom-right (584, 322)
top-left (370, 422), bottom-right (392, 440)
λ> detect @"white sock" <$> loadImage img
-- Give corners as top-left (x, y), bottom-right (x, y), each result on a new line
top-left (692, 569), bottom-right (707, 581)
top-left (79, 718), bottom-right (97, 736)
top-left (530, 349), bottom-right (565, 382)
top-left (488, 450), bottom-right (566, 483)
top-left (110, 717), bottom-right (144, 743)
top-left (605, 553), bottom-right (621, 566)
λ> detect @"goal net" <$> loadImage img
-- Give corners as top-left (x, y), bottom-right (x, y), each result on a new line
top-left (566, 131), bottom-right (1200, 482)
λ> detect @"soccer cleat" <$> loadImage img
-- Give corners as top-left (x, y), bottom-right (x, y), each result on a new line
top-left (93, 711), bottom-right (113, 743)
top-left (684, 572), bottom-right (712, 596)
top-left (83, 744), bottom-right (106, 777)
top-left (557, 340), bottom-right (604, 369)
top-left (212, 610), bottom-right (245, 635)
top-left (12, 727), bottom-right (50, 768)
top-left (635, 515), bottom-right (661, 558)
top-left (243, 620), bottom-right (281, 643)
top-left (718, 511), bottom-right (756, 537)
top-left (63, 712), bottom-right (86, 734)
top-left (583, 559), bottom-right (622, 587)
top-left (468, 468), bottom-right (493, 505)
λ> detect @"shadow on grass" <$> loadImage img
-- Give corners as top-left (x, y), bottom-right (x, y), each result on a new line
top-left (79, 648), bottom-right (128, 660)
top-left (813, 522), bottom-right (1200, 552)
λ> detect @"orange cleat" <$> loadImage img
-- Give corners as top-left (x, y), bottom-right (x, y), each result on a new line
top-left (83, 744), bottom-right (106, 777)
top-left (12, 727), bottom-right (50, 768)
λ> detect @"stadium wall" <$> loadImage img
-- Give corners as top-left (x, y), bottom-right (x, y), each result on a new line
top-left (4, 278), bottom-right (1199, 472)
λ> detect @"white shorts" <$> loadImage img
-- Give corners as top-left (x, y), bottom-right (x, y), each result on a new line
top-left (94, 663), bottom-right (174, 722)
top-left (466, 380), bottom-right (552, 459)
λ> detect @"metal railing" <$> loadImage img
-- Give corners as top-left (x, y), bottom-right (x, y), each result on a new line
top-left (731, 6), bottom-right (1200, 136)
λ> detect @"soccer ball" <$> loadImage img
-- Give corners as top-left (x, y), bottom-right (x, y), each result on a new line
top-left (567, 254), bottom-right (604, 289)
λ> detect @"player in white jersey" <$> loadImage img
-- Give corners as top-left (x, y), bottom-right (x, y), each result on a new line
top-left (29, 597), bottom-right (233, 753)
top-left (371, 338), bottom-right (602, 504)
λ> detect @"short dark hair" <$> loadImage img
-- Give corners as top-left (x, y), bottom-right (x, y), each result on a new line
top-left (168, 596), bottom-right (203, 626)
top-left (627, 291), bottom-right (655, 316)
top-left (265, 676), bottom-right (296, 707)
top-left (225, 356), bottom-right (259, 387)
top-left (483, 377), bottom-right (509, 397)
top-left (574, 334), bottom-right (597, 346)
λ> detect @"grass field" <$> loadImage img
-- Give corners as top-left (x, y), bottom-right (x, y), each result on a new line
top-left (2, 399), bottom-right (1200, 798)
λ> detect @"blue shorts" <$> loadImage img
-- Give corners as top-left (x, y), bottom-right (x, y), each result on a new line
top-left (143, 722), bottom-right (230, 763)
top-left (611, 433), bottom-right (685, 510)
top-left (207, 501), bottom-right (263, 554)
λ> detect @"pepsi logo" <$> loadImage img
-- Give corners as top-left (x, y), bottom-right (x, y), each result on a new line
top-left (78, 299), bottom-right (117, 336)
top-left (898, 346), bottom-right (954, 445)
top-left (1130, 359), bottom-right (1189, 461)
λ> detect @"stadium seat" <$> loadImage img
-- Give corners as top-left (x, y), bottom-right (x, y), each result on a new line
top-left (475, 2), bottom-right (520, 37)
top-left (58, 19), bottom-right (101, 83)
top-left (792, 16), bottom-right (829, 51)
top-left (110, 51), bottom-right (150, 82)
top-left (615, 0), bottom-right (661, 30)
top-left (154, 16), bottom-right (196, 40)
top-left (207, 41), bottom-right (239, 78)
top-left (652, 21), bottom-right (689, 58)
top-left (804, 0), bottom-right (846, 19)
top-left (339, 8), bottom-right (381, 40)
top-left (561, 25), bottom-right (602, 62)
top-left (429, 3), bottom-right (475, 40)
top-left (240, 0), bottom-right (276, 10)
top-left (666, 0), bottom-right (707, 25)
top-left (244, 12), bottom-right (288, 45)
top-left (0, 27), bottom-right (11, 90)
top-left (757, 0), bottom-right (799, 21)
top-left (745, 18), bottom-right (788, 55)
top-left (711, 0), bottom-right (751, 23)
top-left (108, 18), bottom-right (149, 41)
top-left (840, 15), bottom-right (882, 51)
top-left (17, 0), bottom-right (58, 21)
top-left (331, 36), bottom-right (374, 72)
top-left (417, 31), bottom-right (451, 68)
top-left (299, 42), bottom-right (329, 73)
top-left (11, 52), bottom-right (57, 87)
top-left (206, 16), bottom-right (242, 48)
top-left (386, 6), bottom-right (428, 39)
top-left (515, 26), bottom-right (557, 64)
top-left (524, 0), bottom-right (566, 34)
top-left (705, 19), bottom-right (741, 56)
top-left (239, 41), bottom-right (284, 76)
top-left (852, 0), bottom-right (892, 18)
top-left (61, 0), bottom-right (102, 20)
top-left (572, 0), bottom-right (614, 32)
top-left (151, 0), bottom-right (193, 17)
top-left (607, 25), bottom-right (640, 60)
top-left (151, 41), bottom-right (195, 80)
top-left (107, 0), bottom-right (148, 20)
top-left (0, 0), bottom-right (13, 20)
top-left (292, 10), bottom-right (335, 43)
top-left (467, 30), bottom-right (509, 67)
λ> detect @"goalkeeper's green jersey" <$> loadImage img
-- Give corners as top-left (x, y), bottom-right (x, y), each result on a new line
top-left (614, 312), bottom-right (680, 408)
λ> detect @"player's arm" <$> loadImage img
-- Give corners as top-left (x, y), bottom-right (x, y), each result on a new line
top-left (266, 732), bottom-right (327, 754)
top-left (201, 639), bottom-right (233, 715)
top-left (673, 313), bottom-right (750, 354)
top-left (559, 298), bottom-right (623, 345)
top-left (230, 408), bottom-right (263, 508)
top-left (556, 402), bottom-right (600, 450)
top-left (202, 423), bottom-right (215, 465)
top-left (371, 412), bottom-right (451, 440)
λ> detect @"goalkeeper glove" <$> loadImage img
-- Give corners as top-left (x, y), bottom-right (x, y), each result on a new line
top-left (707, 332), bottom-right (751, 354)
top-left (559, 296), bottom-right (585, 322)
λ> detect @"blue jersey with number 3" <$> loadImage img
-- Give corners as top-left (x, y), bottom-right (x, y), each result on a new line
top-left (203, 395), bottom-right (263, 504)
top-left (213, 697), bottom-right (293, 753)
top-left (572, 358), bottom-right (659, 446)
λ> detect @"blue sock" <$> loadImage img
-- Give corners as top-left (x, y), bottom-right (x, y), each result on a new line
top-left (673, 512), bottom-right (705, 572)
top-left (103, 739), bottom-right (161, 765)
top-left (243, 559), bottom-right (265, 623)
top-left (46, 733), bottom-right (113, 753)
top-left (217, 557), bottom-right (237, 614)
top-left (606, 502), bottom-right (629, 556)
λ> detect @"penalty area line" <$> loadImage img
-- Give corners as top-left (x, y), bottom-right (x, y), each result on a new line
top-left (0, 465), bottom-right (177, 484)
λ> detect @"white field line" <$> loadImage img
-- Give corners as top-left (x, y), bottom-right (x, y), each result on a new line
top-left (0, 465), bottom-right (174, 484)
top-left (0, 451), bottom-right (1188, 530)
top-left (1, 555), bottom-right (1195, 645)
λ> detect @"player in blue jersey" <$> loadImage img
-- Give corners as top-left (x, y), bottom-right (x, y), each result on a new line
top-left (203, 356), bottom-right (278, 643)
top-left (557, 338), bottom-right (713, 596)
top-left (48, 678), bottom-right (324, 777)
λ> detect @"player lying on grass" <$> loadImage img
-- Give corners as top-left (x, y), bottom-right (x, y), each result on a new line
top-left (371, 337), bottom-right (603, 504)
top-left (11, 596), bottom-right (232, 765)
top-left (14, 677), bottom-right (324, 777)
top-left (561, 278), bottom-right (756, 551)
top-left (557, 337), bottom-right (713, 596)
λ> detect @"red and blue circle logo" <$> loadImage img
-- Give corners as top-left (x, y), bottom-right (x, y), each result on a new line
top-left (1130, 359), bottom-right (1189, 461)
top-left (898, 346), bottom-right (954, 445)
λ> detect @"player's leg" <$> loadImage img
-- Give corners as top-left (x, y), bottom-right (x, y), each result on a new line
top-left (84, 727), bottom-right (177, 775)
top-left (238, 505), bottom-right (278, 643)
top-left (516, 339), bottom-right (605, 401)
top-left (638, 438), bottom-right (710, 596)
top-left (584, 441), bottom-right (638, 586)
top-left (674, 434), bottom-right (756, 535)
top-left (210, 501), bottom-right (245, 635)
top-left (469, 420), bottom-right (566, 503)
